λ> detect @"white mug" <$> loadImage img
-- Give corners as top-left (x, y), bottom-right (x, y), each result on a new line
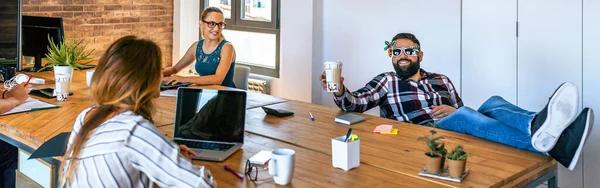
top-left (86, 70), bottom-right (95, 87)
top-left (268, 148), bottom-right (295, 185)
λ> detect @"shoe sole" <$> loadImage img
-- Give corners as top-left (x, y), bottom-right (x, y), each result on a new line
top-left (568, 109), bottom-right (593, 171)
top-left (532, 83), bottom-right (579, 152)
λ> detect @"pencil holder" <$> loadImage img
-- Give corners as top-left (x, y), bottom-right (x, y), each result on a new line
top-left (331, 135), bottom-right (360, 171)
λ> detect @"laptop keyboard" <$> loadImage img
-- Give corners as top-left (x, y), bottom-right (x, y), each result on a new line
top-left (174, 140), bottom-right (235, 151)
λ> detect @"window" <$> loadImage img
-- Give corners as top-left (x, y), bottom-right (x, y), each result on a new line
top-left (200, 0), bottom-right (280, 78)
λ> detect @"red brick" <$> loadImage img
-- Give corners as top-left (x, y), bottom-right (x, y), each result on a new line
top-left (103, 18), bottom-right (122, 23)
top-left (93, 25), bottom-right (113, 31)
top-left (22, 6), bottom-right (40, 12)
top-left (122, 17), bottom-right (140, 23)
top-left (39, 6), bottom-right (62, 11)
top-left (140, 5), bottom-right (157, 10)
top-left (139, 17), bottom-right (157, 22)
top-left (74, 12), bottom-right (94, 18)
top-left (83, 5), bottom-right (102, 11)
top-left (23, 12), bottom-right (52, 17)
top-left (94, 11), bottom-right (113, 17)
top-left (72, 0), bottom-right (93, 4)
top-left (63, 5), bottom-right (84, 11)
top-left (51, 12), bottom-right (74, 18)
top-left (104, 5), bottom-right (122, 11)
top-left (122, 5), bottom-right (138, 10)
top-left (85, 18), bottom-right (103, 24)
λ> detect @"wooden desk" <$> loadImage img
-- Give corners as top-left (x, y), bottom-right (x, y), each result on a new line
top-left (240, 101), bottom-right (557, 188)
top-left (157, 126), bottom-right (442, 188)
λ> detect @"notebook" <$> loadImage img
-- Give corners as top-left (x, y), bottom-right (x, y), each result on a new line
top-left (0, 98), bottom-right (59, 116)
top-left (334, 113), bottom-right (366, 125)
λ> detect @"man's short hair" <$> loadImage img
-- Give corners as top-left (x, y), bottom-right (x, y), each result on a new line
top-left (392, 33), bottom-right (421, 49)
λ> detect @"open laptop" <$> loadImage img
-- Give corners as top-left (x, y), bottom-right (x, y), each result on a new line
top-left (173, 87), bottom-right (247, 161)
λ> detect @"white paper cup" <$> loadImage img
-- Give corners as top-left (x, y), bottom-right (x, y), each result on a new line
top-left (324, 61), bottom-right (342, 92)
top-left (54, 66), bottom-right (73, 101)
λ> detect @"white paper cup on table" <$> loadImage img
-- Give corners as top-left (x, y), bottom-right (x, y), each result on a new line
top-left (268, 148), bottom-right (295, 185)
top-left (54, 66), bottom-right (73, 101)
top-left (86, 70), bottom-right (95, 87)
top-left (324, 61), bottom-right (342, 92)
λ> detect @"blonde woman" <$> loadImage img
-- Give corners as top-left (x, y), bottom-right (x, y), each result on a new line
top-left (60, 36), bottom-right (216, 187)
top-left (162, 7), bottom-right (236, 88)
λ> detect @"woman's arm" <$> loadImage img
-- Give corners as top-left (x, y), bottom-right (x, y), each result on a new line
top-left (163, 41), bottom-right (199, 77)
top-left (166, 43), bottom-right (235, 85)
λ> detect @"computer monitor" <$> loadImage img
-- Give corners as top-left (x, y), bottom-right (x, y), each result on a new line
top-left (21, 15), bottom-right (64, 72)
top-left (0, 0), bottom-right (21, 69)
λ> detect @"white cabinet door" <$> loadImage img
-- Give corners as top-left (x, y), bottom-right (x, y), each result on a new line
top-left (583, 0), bottom-right (600, 187)
top-left (517, 0), bottom-right (583, 187)
top-left (461, 0), bottom-right (517, 108)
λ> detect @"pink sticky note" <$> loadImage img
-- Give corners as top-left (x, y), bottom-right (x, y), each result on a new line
top-left (374, 124), bottom-right (393, 133)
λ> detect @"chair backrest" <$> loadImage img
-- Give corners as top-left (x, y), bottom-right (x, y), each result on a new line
top-left (233, 65), bottom-right (250, 90)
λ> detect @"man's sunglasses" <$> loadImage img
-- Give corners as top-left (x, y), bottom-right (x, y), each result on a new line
top-left (202, 20), bottom-right (226, 29)
top-left (392, 47), bottom-right (420, 57)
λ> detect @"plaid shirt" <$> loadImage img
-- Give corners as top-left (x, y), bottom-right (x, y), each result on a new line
top-left (333, 69), bottom-right (463, 125)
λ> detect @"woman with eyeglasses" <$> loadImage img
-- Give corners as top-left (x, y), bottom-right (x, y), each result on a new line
top-left (163, 7), bottom-right (237, 88)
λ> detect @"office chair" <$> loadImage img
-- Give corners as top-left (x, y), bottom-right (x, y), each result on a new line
top-left (233, 65), bottom-right (250, 90)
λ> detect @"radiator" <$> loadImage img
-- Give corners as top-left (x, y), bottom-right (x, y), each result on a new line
top-left (248, 78), bottom-right (269, 94)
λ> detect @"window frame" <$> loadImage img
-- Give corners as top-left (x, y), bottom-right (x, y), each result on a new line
top-left (200, 0), bottom-right (280, 78)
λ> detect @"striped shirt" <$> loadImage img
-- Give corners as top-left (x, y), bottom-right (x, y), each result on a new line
top-left (61, 107), bottom-right (216, 188)
top-left (333, 69), bottom-right (463, 125)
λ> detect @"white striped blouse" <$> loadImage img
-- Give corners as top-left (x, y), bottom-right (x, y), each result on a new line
top-left (60, 107), bottom-right (217, 188)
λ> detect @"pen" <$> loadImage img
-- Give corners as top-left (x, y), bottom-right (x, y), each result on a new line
top-left (24, 74), bottom-right (33, 86)
top-left (344, 128), bottom-right (353, 142)
top-left (309, 112), bottom-right (314, 121)
top-left (224, 165), bottom-right (244, 180)
top-left (30, 106), bottom-right (61, 111)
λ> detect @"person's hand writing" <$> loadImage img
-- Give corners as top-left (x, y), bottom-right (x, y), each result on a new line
top-left (6, 83), bottom-right (30, 104)
top-left (431, 105), bottom-right (457, 119)
top-left (179, 145), bottom-right (197, 160)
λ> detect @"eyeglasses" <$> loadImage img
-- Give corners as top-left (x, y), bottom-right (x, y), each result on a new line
top-left (245, 160), bottom-right (259, 181)
top-left (202, 20), bottom-right (226, 29)
top-left (392, 47), bottom-right (420, 57)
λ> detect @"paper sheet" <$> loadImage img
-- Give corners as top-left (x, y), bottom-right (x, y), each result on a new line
top-left (1, 98), bottom-right (58, 116)
top-left (373, 124), bottom-right (393, 133)
top-left (380, 128), bottom-right (398, 135)
top-left (160, 90), bottom-right (178, 97)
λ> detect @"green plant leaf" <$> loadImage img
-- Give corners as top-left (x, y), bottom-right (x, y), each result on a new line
top-left (39, 35), bottom-right (94, 72)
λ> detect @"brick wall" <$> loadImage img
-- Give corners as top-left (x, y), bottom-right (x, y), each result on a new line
top-left (22, 0), bottom-right (174, 66)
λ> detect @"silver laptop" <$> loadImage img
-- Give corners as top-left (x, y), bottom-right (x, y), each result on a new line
top-left (173, 88), bottom-right (246, 161)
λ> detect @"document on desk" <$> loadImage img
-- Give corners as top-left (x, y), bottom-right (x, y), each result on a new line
top-left (160, 89), bottom-right (178, 97)
top-left (0, 98), bottom-right (59, 116)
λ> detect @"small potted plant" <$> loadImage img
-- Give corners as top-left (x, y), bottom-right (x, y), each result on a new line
top-left (39, 36), bottom-right (93, 101)
top-left (418, 126), bottom-right (446, 174)
top-left (446, 145), bottom-right (471, 178)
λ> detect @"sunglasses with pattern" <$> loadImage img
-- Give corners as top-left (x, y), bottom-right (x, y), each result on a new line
top-left (202, 20), bottom-right (226, 29)
top-left (392, 47), bottom-right (420, 57)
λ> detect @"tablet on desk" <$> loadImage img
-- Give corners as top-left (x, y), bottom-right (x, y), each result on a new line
top-left (30, 88), bottom-right (73, 99)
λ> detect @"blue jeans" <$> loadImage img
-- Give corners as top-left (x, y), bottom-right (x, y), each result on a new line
top-left (437, 96), bottom-right (542, 153)
top-left (0, 140), bottom-right (17, 188)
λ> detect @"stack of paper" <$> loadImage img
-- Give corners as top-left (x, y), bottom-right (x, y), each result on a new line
top-left (373, 124), bottom-right (398, 135)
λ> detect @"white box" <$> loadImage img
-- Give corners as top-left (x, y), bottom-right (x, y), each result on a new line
top-left (331, 135), bottom-right (360, 171)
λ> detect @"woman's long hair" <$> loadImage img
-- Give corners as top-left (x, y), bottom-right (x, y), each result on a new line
top-left (59, 35), bottom-right (163, 184)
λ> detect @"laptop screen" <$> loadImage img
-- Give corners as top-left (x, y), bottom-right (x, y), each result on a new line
top-left (174, 88), bottom-right (246, 143)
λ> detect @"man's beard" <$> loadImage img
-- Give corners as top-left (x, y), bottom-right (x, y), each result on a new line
top-left (393, 57), bottom-right (421, 78)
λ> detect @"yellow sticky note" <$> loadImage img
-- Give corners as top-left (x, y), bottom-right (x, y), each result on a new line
top-left (380, 128), bottom-right (398, 135)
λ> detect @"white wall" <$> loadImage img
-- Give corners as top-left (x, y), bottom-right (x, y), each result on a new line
top-left (315, 0), bottom-right (461, 116)
top-left (267, 0), bottom-right (313, 103)
top-left (172, 0), bottom-right (199, 68)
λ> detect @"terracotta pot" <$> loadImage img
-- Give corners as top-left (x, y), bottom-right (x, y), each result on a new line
top-left (425, 153), bottom-right (443, 174)
top-left (447, 158), bottom-right (466, 178)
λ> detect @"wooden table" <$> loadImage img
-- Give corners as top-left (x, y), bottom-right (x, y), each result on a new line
top-left (0, 70), bottom-right (556, 187)
top-left (238, 101), bottom-right (558, 188)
